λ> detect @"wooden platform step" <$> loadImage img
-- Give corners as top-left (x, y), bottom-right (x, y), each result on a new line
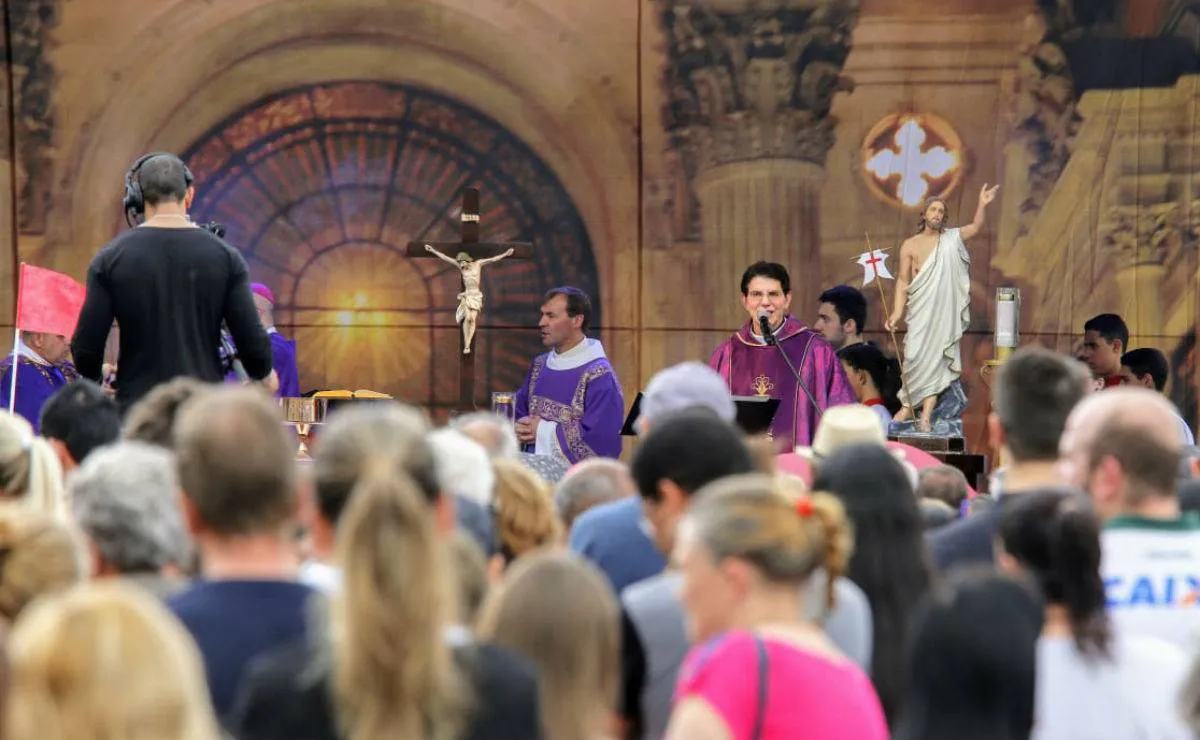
top-left (889, 434), bottom-right (966, 454)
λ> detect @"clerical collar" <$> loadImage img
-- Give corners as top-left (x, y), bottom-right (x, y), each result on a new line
top-left (15, 337), bottom-right (50, 367)
top-left (554, 337), bottom-right (588, 358)
top-left (750, 321), bottom-right (781, 344)
top-left (546, 337), bottom-right (606, 371)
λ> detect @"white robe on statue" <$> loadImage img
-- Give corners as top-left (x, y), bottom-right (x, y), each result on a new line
top-left (898, 227), bottom-right (971, 409)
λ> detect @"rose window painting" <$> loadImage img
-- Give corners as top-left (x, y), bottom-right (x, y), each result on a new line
top-left (861, 112), bottom-right (964, 209)
top-left (179, 81), bottom-right (600, 410)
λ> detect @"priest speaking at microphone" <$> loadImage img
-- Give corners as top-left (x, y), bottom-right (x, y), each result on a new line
top-left (708, 261), bottom-right (856, 449)
top-left (71, 152), bottom-right (277, 412)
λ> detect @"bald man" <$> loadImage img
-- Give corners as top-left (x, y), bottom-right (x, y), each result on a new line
top-left (1059, 387), bottom-right (1200, 650)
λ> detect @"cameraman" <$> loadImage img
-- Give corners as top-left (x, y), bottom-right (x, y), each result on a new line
top-left (71, 153), bottom-right (276, 412)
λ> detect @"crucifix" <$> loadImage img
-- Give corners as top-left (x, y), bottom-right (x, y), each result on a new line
top-left (407, 187), bottom-right (533, 409)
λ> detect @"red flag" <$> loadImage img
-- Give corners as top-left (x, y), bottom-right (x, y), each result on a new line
top-left (15, 263), bottom-right (86, 337)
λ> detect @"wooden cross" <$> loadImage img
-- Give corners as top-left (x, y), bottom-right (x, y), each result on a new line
top-left (407, 187), bottom-right (533, 411)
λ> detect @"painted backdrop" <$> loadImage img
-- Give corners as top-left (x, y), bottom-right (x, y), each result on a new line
top-left (2, 0), bottom-right (1199, 446)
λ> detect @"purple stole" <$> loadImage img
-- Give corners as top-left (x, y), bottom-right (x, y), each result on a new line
top-left (514, 351), bottom-right (625, 463)
top-left (0, 355), bottom-right (79, 434)
top-left (708, 315), bottom-right (855, 449)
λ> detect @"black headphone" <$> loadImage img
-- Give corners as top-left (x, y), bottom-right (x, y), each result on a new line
top-left (122, 152), bottom-right (195, 227)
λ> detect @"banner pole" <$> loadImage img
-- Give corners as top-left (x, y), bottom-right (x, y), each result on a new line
top-left (9, 263), bottom-right (22, 415)
top-left (7, 327), bottom-right (17, 415)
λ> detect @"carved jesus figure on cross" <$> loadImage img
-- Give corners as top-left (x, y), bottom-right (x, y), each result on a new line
top-left (407, 187), bottom-right (532, 364)
top-left (424, 244), bottom-right (514, 354)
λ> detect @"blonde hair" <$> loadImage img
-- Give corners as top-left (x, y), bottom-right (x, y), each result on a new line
top-left (477, 551), bottom-right (619, 740)
top-left (492, 458), bottom-right (562, 561)
top-left (688, 473), bottom-right (853, 611)
top-left (332, 468), bottom-right (468, 740)
top-left (6, 581), bottom-right (220, 740)
top-left (0, 414), bottom-right (64, 518)
top-left (0, 504), bottom-right (86, 621)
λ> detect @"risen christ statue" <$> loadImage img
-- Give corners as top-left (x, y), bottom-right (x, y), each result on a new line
top-left (885, 184), bottom-right (999, 432)
top-left (425, 244), bottom-right (514, 354)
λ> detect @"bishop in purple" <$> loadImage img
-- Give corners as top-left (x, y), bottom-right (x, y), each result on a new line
top-left (0, 332), bottom-right (79, 434)
top-left (709, 262), bottom-right (855, 449)
top-left (223, 283), bottom-right (300, 397)
top-left (514, 287), bottom-right (624, 463)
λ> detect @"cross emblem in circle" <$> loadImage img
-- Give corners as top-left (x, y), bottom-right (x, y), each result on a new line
top-left (865, 117), bottom-right (960, 208)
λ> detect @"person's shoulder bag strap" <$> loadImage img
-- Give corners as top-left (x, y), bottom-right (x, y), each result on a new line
top-left (751, 635), bottom-right (769, 740)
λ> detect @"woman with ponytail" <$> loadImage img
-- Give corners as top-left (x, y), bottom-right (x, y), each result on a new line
top-left (332, 468), bottom-right (469, 740)
top-left (233, 470), bottom-right (470, 740)
top-left (663, 473), bottom-right (887, 740)
top-left (231, 404), bottom-right (543, 740)
top-left (997, 488), bottom-right (1192, 740)
top-left (837, 343), bottom-right (902, 428)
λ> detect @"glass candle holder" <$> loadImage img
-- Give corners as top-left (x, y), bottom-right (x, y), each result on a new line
top-left (491, 391), bottom-right (516, 424)
top-left (995, 287), bottom-right (1020, 359)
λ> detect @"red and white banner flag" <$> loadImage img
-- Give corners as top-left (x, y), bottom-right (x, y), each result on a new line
top-left (15, 263), bottom-right (86, 337)
top-left (855, 249), bottom-right (894, 287)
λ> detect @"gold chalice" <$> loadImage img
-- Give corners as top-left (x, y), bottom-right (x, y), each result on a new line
top-left (280, 397), bottom-right (328, 460)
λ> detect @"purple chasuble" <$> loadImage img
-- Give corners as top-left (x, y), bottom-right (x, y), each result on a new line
top-left (708, 315), bottom-right (855, 449)
top-left (224, 330), bottom-right (299, 398)
top-left (514, 339), bottom-right (625, 463)
top-left (0, 355), bottom-right (79, 434)
top-left (270, 332), bottom-right (300, 398)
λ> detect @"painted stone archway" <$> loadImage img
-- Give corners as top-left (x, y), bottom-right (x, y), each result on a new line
top-left (181, 81), bottom-right (600, 408)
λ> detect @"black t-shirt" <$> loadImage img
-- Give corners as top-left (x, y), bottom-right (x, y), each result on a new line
top-left (70, 226), bottom-right (273, 410)
top-left (230, 636), bottom-right (544, 740)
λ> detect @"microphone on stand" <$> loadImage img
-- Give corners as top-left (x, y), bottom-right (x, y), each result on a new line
top-left (758, 312), bottom-right (777, 346)
top-left (757, 310), bottom-right (822, 416)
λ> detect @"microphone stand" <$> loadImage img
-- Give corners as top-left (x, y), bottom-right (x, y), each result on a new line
top-left (760, 315), bottom-right (822, 418)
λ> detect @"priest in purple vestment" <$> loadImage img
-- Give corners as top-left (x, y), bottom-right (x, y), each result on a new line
top-left (514, 287), bottom-right (624, 463)
top-left (709, 261), bottom-right (855, 449)
top-left (223, 283), bottom-right (300, 397)
top-left (0, 331), bottom-right (80, 434)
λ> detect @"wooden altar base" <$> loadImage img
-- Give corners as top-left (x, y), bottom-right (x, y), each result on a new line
top-left (890, 435), bottom-right (989, 492)
top-left (890, 434), bottom-right (966, 453)
top-left (935, 452), bottom-right (990, 492)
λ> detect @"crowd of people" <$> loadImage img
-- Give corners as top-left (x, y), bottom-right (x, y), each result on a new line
top-left (0, 153), bottom-right (1197, 739)
top-left (0, 336), bottom-right (1190, 740)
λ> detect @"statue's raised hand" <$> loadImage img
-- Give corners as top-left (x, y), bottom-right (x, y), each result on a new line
top-left (979, 183), bottom-right (1000, 205)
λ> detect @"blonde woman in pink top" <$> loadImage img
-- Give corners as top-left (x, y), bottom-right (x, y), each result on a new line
top-left (665, 474), bottom-right (889, 740)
